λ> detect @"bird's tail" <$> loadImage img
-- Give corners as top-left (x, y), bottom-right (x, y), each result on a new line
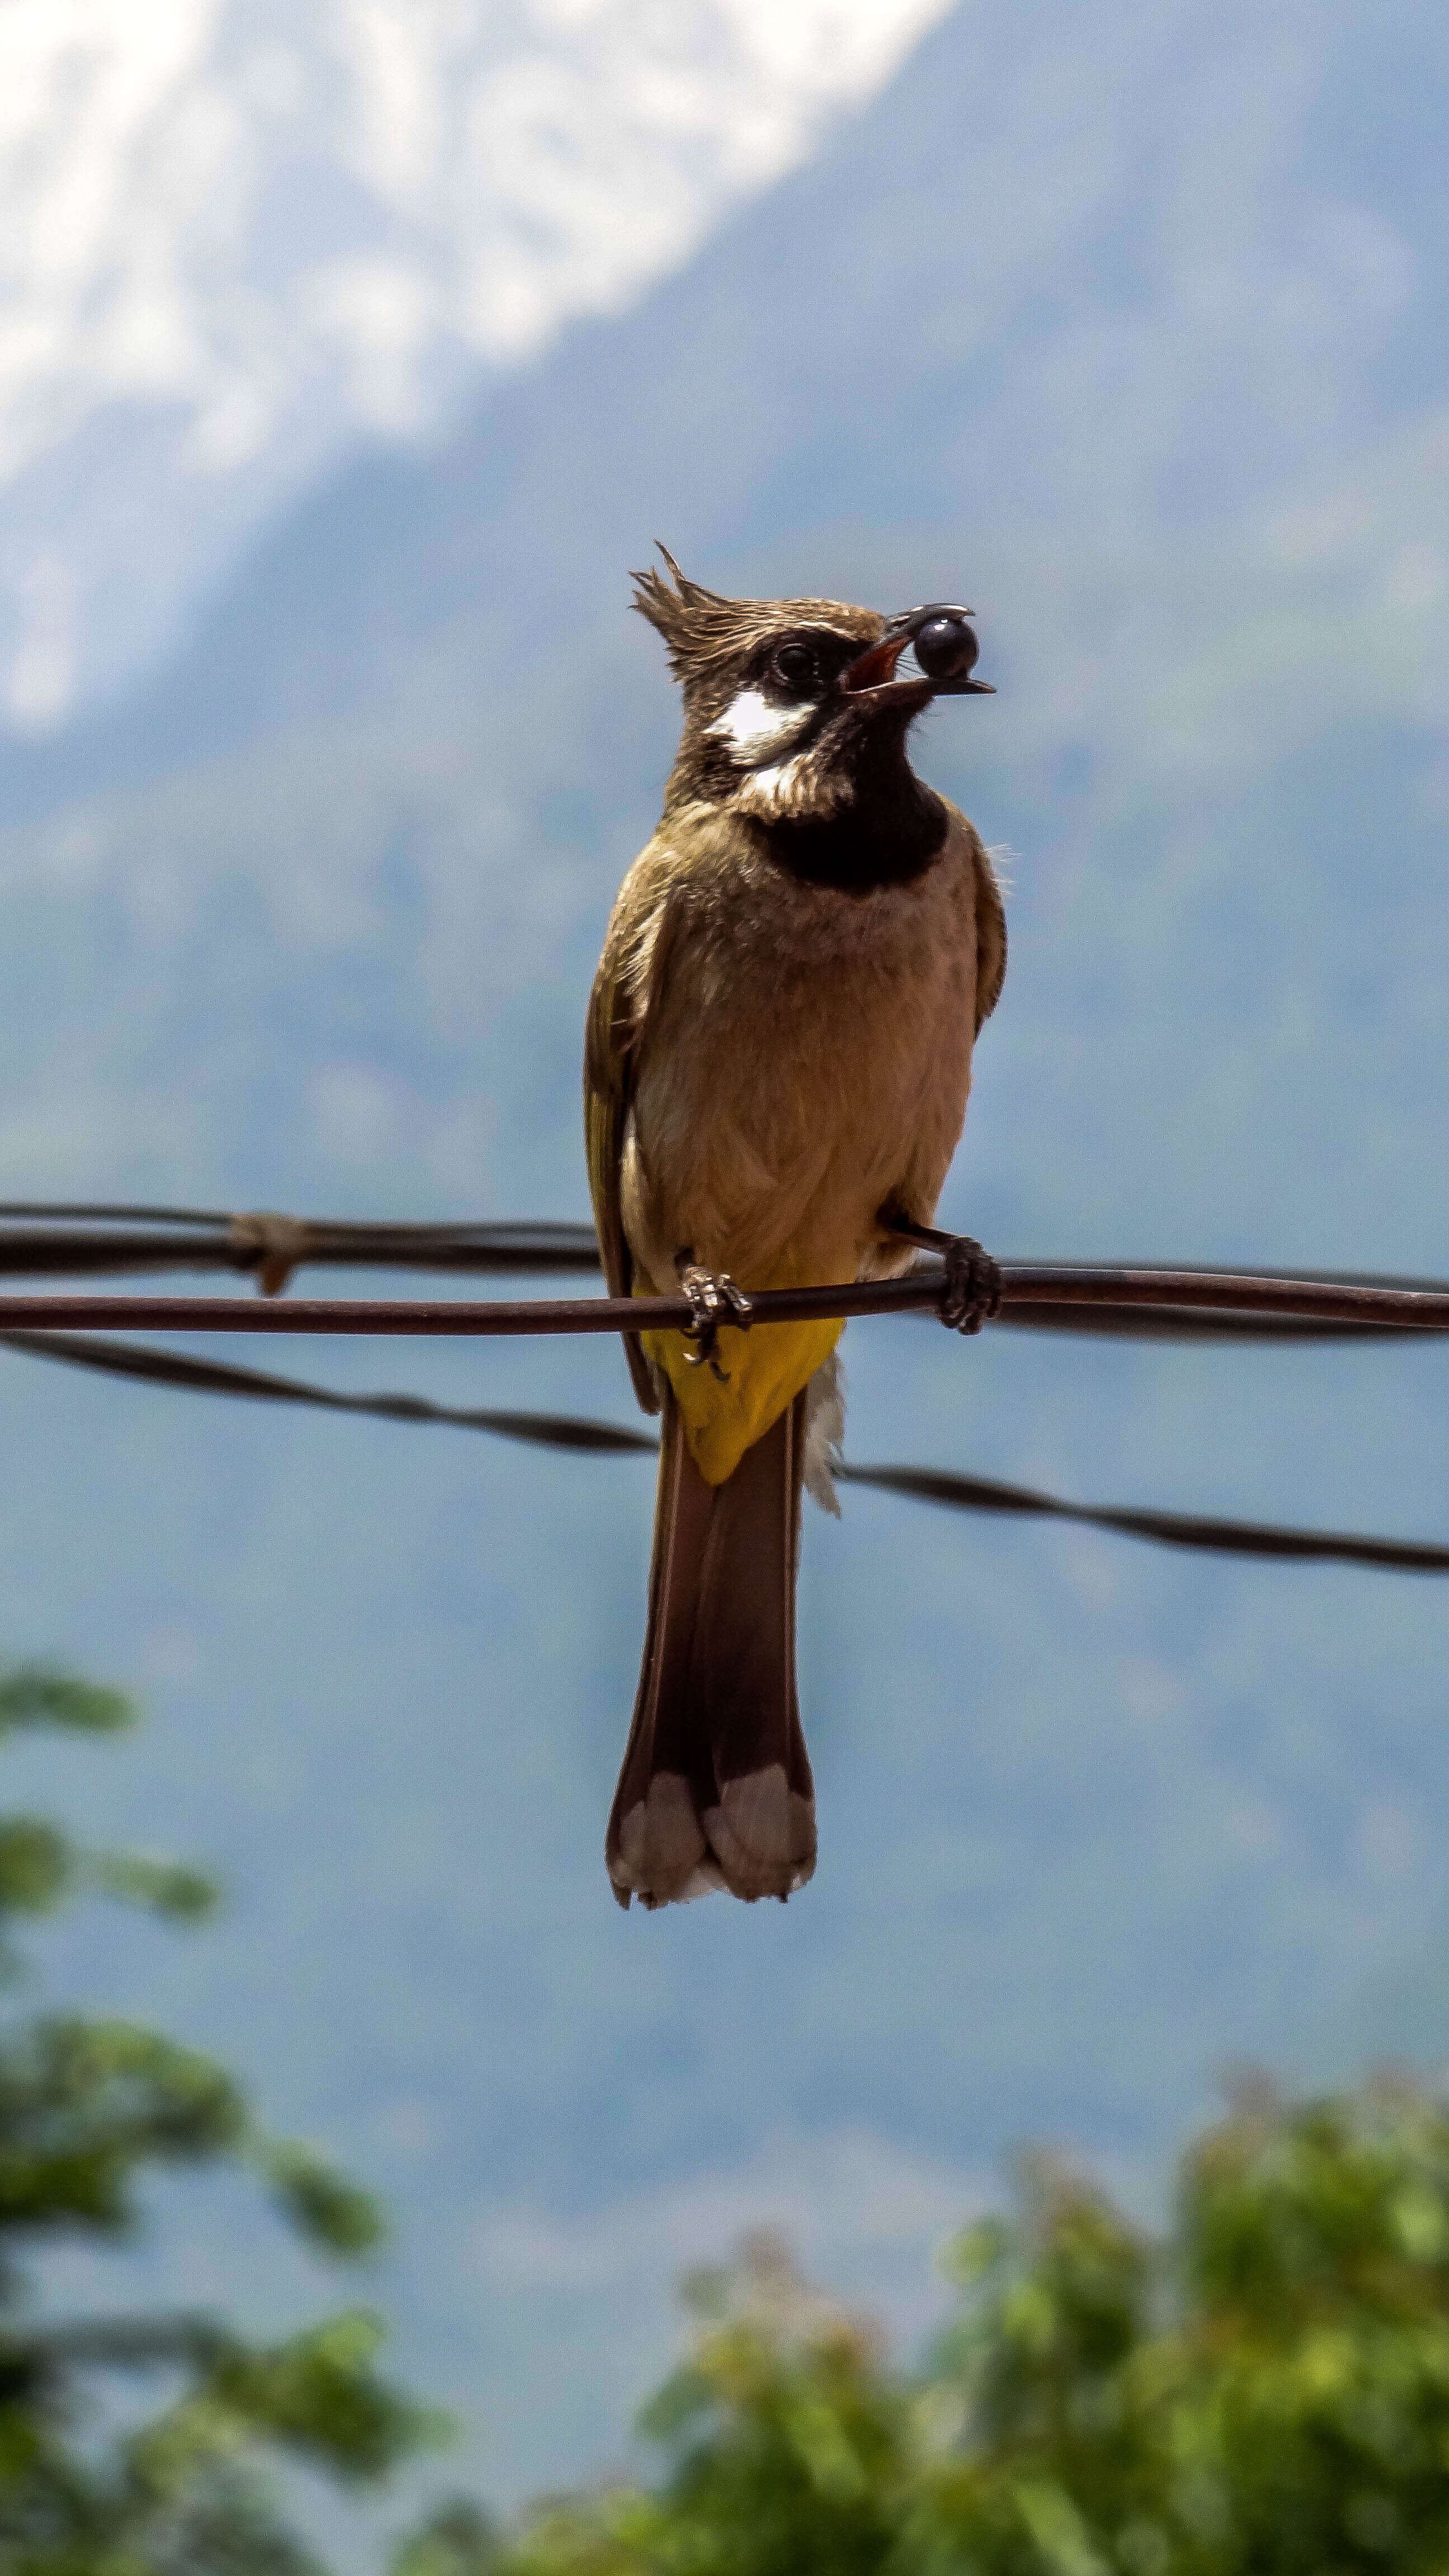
top-left (607, 1385), bottom-right (816, 1908)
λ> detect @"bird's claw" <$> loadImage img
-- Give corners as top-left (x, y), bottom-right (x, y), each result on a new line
top-left (937, 1235), bottom-right (1001, 1336)
top-left (875, 1204), bottom-right (1001, 1337)
top-left (679, 1266), bottom-right (752, 1379)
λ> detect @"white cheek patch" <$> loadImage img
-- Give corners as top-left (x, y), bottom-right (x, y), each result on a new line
top-left (706, 686), bottom-right (812, 763)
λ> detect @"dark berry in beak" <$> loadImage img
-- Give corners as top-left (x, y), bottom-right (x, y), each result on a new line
top-left (912, 613), bottom-right (980, 683)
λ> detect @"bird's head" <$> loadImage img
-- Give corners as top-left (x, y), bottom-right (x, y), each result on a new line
top-left (632, 547), bottom-right (992, 837)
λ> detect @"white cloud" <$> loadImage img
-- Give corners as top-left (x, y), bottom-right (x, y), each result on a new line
top-left (467, 2126), bottom-right (991, 2367)
top-left (309, 1060), bottom-right (495, 1195)
top-left (310, 1060), bottom-right (415, 1165)
top-left (0, 1077), bottom-right (206, 1190)
top-left (0, 0), bottom-right (953, 723)
top-left (6, 549), bottom-right (74, 724)
top-left (456, 2125), bottom-right (1155, 2503)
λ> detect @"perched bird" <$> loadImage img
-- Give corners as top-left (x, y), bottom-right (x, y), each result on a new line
top-left (585, 552), bottom-right (1006, 1910)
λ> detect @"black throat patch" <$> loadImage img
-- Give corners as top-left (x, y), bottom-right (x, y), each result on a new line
top-left (756, 770), bottom-right (949, 894)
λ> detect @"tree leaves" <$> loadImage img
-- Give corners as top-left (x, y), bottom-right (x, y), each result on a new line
top-left (258, 2145), bottom-right (386, 2260)
top-left (0, 1658), bottom-right (437, 2574)
top-left (0, 1665), bottom-right (132, 1740)
top-left (489, 2084), bottom-right (1449, 2576)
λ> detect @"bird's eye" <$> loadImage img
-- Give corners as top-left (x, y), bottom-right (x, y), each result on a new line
top-left (772, 642), bottom-right (818, 693)
top-left (912, 615), bottom-right (979, 682)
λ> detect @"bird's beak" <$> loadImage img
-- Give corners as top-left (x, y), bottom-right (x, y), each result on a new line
top-left (839, 603), bottom-right (995, 704)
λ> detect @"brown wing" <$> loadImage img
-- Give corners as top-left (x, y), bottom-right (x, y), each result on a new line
top-left (583, 853), bottom-right (677, 1414)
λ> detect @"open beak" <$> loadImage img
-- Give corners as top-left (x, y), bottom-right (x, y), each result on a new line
top-left (840, 602), bottom-right (995, 704)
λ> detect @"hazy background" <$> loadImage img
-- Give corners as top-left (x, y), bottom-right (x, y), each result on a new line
top-left (2, 0), bottom-right (1448, 2550)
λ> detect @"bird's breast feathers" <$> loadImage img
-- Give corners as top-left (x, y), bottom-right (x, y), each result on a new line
top-left (610, 802), bottom-right (997, 1481)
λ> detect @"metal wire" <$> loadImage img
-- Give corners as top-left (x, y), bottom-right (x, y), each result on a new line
top-left (0, 1263), bottom-right (1446, 1338)
top-left (4, 1326), bottom-right (1445, 1576)
top-left (0, 1330), bottom-right (659, 1454)
top-left (4, 1209), bottom-right (1449, 1571)
top-left (0, 1207), bottom-right (1445, 1339)
top-left (0, 1212), bottom-right (605, 1278)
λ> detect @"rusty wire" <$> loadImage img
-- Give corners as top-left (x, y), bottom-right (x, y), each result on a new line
top-left (4, 1323), bottom-right (1447, 1576)
top-left (1, 1205), bottom-right (1447, 1340)
top-left (1, 1206), bottom-right (1447, 1570)
top-left (0, 1262), bottom-right (1445, 1340)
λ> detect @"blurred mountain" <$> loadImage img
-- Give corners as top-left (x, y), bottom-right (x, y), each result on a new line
top-left (1, 0), bottom-right (1448, 2532)
top-left (0, 0), bottom-right (948, 732)
top-left (3, 0), bottom-right (1446, 1252)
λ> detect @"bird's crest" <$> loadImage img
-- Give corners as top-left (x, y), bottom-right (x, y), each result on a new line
top-left (630, 546), bottom-right (749, 676)
top-left (631, 545), bottom-right (879, 686)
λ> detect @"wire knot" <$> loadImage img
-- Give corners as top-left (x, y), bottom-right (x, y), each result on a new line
top-left (229, 1211), bottom-right (314, 1298)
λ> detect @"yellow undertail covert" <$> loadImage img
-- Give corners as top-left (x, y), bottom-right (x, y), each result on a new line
top-left (637, 1271), bottom-right (844, 1488)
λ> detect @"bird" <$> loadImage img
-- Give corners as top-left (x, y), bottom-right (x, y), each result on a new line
top-left (584, 550), bottom-right (1006, 1910)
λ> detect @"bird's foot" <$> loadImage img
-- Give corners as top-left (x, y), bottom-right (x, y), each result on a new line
top-left (678, 1263), bottom-right (752, 1378)
top-left (876, 1205), bottom-right (1001, 1336)
top-left (937, 1234), bottom-right (1001, 1334)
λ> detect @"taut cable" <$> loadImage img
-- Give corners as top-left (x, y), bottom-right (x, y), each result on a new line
top-left (0, 1209), bottom-right (1446, 1339)
top-left (0, 1262), bottom-right (1447, 1337)
top-left (4, 1324), bottom-right (1446, 1576)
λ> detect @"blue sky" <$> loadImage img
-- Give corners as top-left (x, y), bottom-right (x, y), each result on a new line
top-left (1, 0), bottom-right (1447, 2554)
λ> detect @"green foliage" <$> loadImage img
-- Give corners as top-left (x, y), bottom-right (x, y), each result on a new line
top-left (88, 1852), bottom-right (218, 1923)
top-left (0, 1666), bottom-right (134, 1741)
top-left (0, 1659), bottom-right (435, 2574)
top-left (259, 2144), bottom-right (386, 2260)
top-left (487, 2086), bottom-right (1449, 2576)
top-left (12, 1649), bottom-right (1449, 2575)
top-left (493, 2235), bottom-right (905, 2576)
top-left (0, 2017), bottom-right (244, 2238)
top-left (1161, 2080), bottom-right (1449, 2574)
top-left (0, 1662), bottom-right (219, 1985)
top-left (391, 2499), bottom-right (501, 2576)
